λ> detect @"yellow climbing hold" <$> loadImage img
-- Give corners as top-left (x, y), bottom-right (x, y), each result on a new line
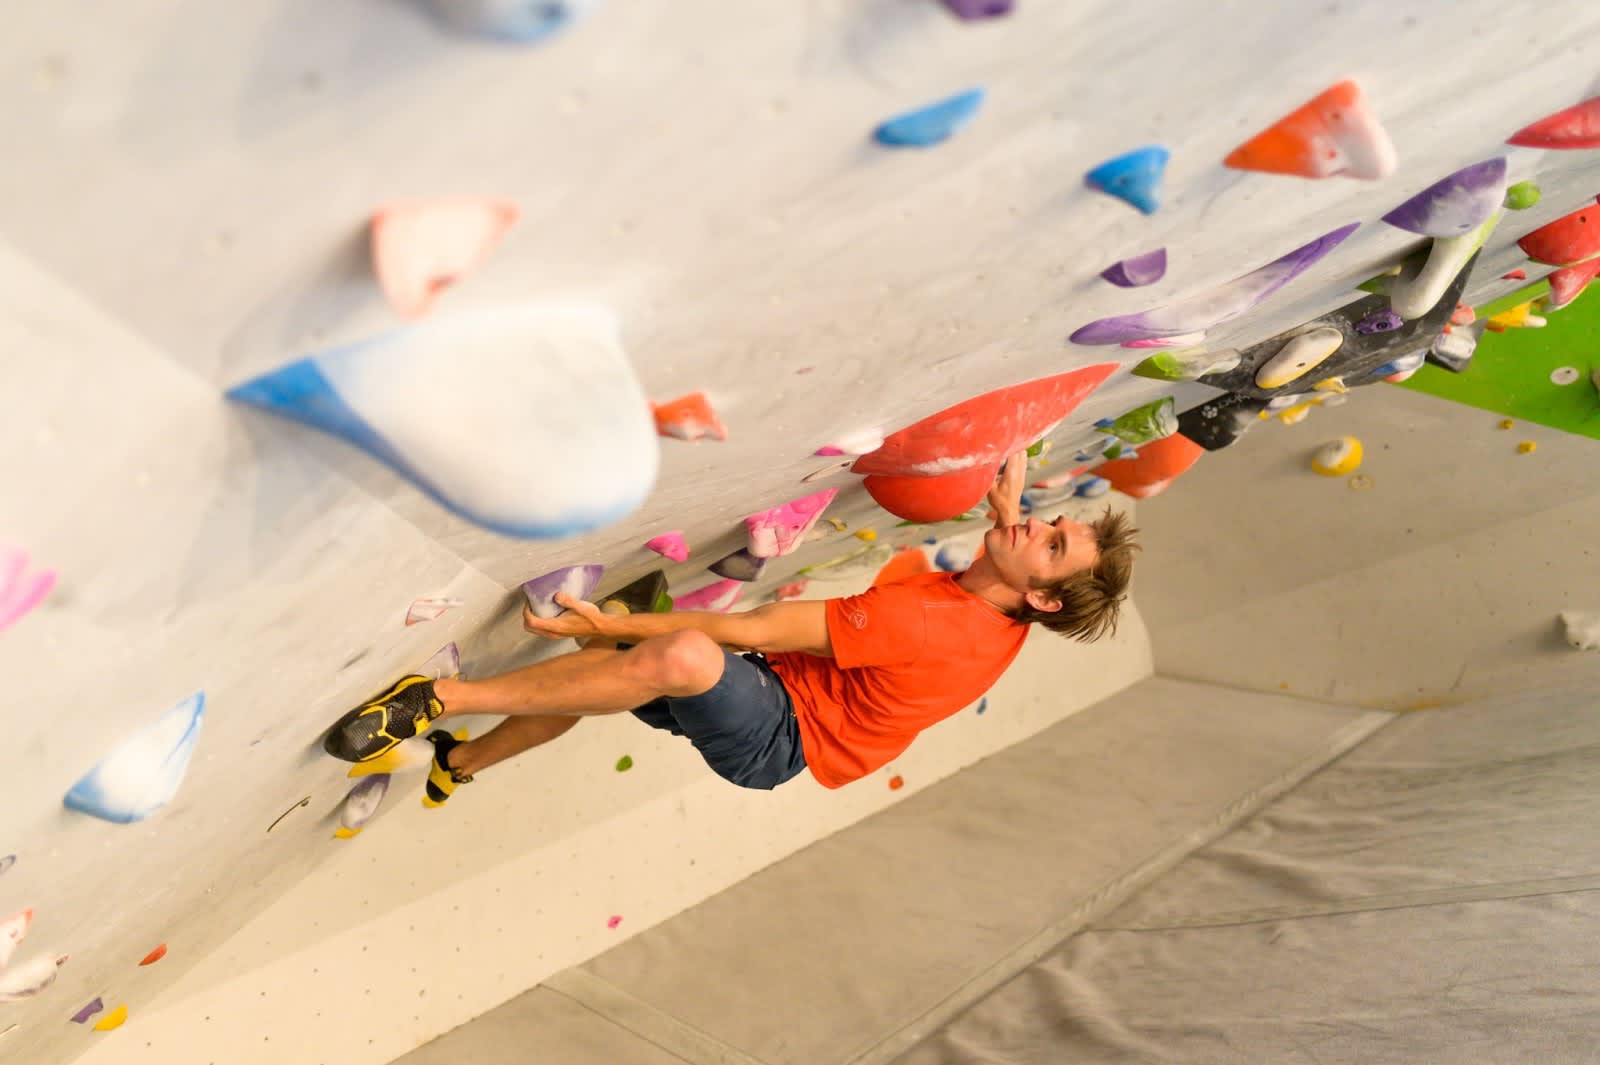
top-left (1311, 436), bottom-right (1363, 476)
top-left (1518, 440), bottom-right (1537, 454)
top-left (1498, 419), bottom-right (1514, 430)
top-left (1485, 303), bottom-right (1547, 332)
top-left (854, 528), bottom-right (878, 542)
top-left (93, 1005), bottom-right (128, 1031)
top-left (826, 518), bottom-right (848, 532)
top-left (1312, 376), bottom-right (1348, 394)
top-left (599, 599), bottom-right (631, 616)
top-left (1277, 403), bottom-right (1314, 425)
top-left (1255, 326), bottom-right (1344, 389)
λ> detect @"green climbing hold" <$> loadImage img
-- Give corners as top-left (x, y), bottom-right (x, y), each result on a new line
top-left (1102, 443), bottom-right (1124, 460)
top-left (615, 755), bottom-right (634, 772)
top-left (1504, 181), bottom-right (1542, 210)
top-left (1131, 348), bottom-right (1243, 383)
top-left (1025, 439), bottom-right (1044, 457)
top-left (1107, 398), bottom-right (1178, 445)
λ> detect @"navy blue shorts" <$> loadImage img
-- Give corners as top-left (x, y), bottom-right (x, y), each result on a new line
top-left (630, 651), bottom-right (808, 790)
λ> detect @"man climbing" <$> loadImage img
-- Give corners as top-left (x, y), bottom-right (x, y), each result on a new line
top-left (321, 451), bottom-right (1139, 799)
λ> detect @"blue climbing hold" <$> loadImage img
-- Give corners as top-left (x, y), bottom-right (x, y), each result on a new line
top-left (1084, 146), bottom-right (1170, 215)
top-left (428, 0), bottom-right (597, 44)
top-left (874, 88), bottom-right (986, 148)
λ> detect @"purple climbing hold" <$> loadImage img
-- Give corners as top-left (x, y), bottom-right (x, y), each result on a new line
top-left (941, 0), bottom-right (1014, 18)
top-left (1100, 248), bottom-right (1168, 288)
top-left (71, 997), bottom-right (104, 1024)
top-left (1381, 158), bottom-right (1507, 237)
top-left (1354, 308), bottom-right (1403, 334)
top-left (522, 564), bottom-right (604, 619)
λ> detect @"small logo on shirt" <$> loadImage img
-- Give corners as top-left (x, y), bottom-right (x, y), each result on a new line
top-left (845, 608), bottom-right (868, 629)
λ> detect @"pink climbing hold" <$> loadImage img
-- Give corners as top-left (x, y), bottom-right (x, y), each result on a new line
top-left (745, 489), bottom-right (839, 559)
top-left (370, 198), bottom-right (520, 319)
top-left (607, 915), bottom-right (623, 930)
top-left (1122, 331), bottom-right (1206, 349)
top-left (645, 531), bottom-right (690, 562)
top-left (1224, 80), bottom-right (1396, 181)
top-left (1507, 97), bottom-right (1600, 150)
top-left (673, 579), bottom-right (744, 613)
top-left (0, 547), bottom-right (55, 634)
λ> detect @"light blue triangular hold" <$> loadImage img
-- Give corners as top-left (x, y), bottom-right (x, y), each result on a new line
top-left (64, 693), bottom-right (205, 824)
top-left (1085, 146), bottom-right (1170, 215)
top-left (874, 88), bottom-right (986, 148)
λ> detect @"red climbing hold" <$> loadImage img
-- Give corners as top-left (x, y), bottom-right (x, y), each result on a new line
top-left (1501, 268), bottom-right (1527, 281)
top-left (1547, 258), bottom-right (1600, 309)
top-left (851, 364), bottom-right (1118, 523)
top-left (1096, 432), bottom-right (1204, 500)
top-left (1517, 196), bottom-right (1600, 266)
top-left (1507, 97), bottom-right (1600, 150)
top-left (139, 944), bottom-right (167, 966)
top-left (888, 775), bottom-right (905, 791)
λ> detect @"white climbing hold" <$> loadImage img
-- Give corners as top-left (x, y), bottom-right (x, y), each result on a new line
top-left (1388, 212), bottom-right (1501, 320)
top-left (1255, 327), bottom-right (1345, 389)
top-left (1559, 610), bottom-right (1600, 650)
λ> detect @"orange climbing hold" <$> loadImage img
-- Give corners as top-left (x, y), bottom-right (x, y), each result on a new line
top-left (1517, 197), bottom-right (1600, 265)
top-left (1224, 80), bottom-right (1396, 181)
top-left (1507, 97), bottom-right (1600, 150)
top-left (888, 774), bottom-right (905, 791)
top-left (862, 466), bottom-right (997, 525)
top-left (370, 198), bottom-right (520, 319)
top-left (871, 547), bottom-right (933, 588)
top-left (139, 944), bottom-right (167, 966)
top-left (651, 392), bottom-right (728, 442)
top-left (1095, 432), bottom-right (1204, 500)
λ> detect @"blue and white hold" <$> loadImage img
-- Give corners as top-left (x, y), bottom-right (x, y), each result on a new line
top-left (427, 0), bottom-right (599, 44)
top-left (228, 304), bottom-right (659, 539)
top-left (64, 693), bottom-right (205, 824)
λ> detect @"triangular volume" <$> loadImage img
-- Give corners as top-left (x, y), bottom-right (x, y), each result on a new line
top-left (64, 693), bottom-right (205, 824)
top-left (1507, 97), bottom-right (1600, 149)
top-left (744, 490), bottom-right (839, 558)
top-left (371, 199), bottom-right (519, 319)
top-left (1225, 80), bottom-right (1396, 180)
top-left (1084, 146), bottom-right (1169, 214)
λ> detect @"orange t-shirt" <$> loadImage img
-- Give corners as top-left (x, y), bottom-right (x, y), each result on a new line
top-left (765, 572), bottom-right (1028, 789)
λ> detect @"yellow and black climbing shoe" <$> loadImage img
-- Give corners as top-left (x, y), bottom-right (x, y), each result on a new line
top-left (323, 675), bottom-right (443, 763)
top-left (423, 731), bottom-right (473, 808)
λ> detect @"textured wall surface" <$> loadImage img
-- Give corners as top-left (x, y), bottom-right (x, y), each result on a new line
top-left (4, 1), bottom-right (1600, 1062)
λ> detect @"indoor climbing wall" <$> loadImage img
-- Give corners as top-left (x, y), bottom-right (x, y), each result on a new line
top-left (4, 1), bottom-right (1600, 1062)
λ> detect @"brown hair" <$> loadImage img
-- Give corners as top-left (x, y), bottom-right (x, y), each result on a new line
top-left (1014, 507), bottom-right (1140, 642)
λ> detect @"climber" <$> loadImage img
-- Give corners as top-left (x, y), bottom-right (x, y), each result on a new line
top-left (320, 451), bottom-right (1139, 800)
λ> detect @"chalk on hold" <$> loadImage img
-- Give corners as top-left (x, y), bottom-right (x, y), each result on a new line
top-left (1131, 347), bottom-right (1242, 382)
top-left (651, 392), bottom-right (727, 442)
top-left (0, 909), bottom-right (31, 969)
top-left (427, 0), bottom-right (597, 43)
top-left (644, 531), bottom-right (689, 562)
top-left (873, 88), bottom-right (985, 148)
top-left (1255, 326), bottom-right (1345, 389)
top-left (64, 692), bottom-right (204, 824)
top-left (1100, 248), bottom-right (1168, 288)
top-left (371, 199), bottom-right (519, 319)
top-left (1071, 225), bottom-right (1358, 344)
top-left (334, 774), bottom-right (389, 839)
top-left (1508, 97), bottom-right (1600, 149)
top-left (1106, 398), bottom-right (1177, 445)
top-left (1503, 182), bottom-right (1541, 210)
top-left (1381, 158), bottom-right (1506, 237)
top-left (1084, 146), bottom-right (1170, 214)
top-left (600, 570), bottom-right (672, 615)
top-left (940, 0), bottom-right (1013, 18)
top-left (1311, 437), bottom-right (1362, 476)
top-left (522, 564), bottom-right (604, 618)
top-left (709, 548), bottom-right (768, 582)
top-left (1389, 212), bottom-right (1499, 319)
top-left (405, 596), bottom-right (461, 626)
top-left (1517, 197), bottom-right (1600, 265)
top-left (1560, 610), bottom-right (1600, 650)
top-left (0, 954), bottom-right (66, 1001)
top-left (1225, 80), bottom-right (1396, 181)
top-left (746, 489), bottom-right (839, 558)
top-left (1546, 259), bottom-right (1600, 310)
top-left (673, 578), bottom-right (744, 612)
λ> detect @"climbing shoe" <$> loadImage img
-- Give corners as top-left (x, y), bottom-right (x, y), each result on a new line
top-left (422, 730), bottom-right (473, 808)
top-left (323, 675), bottom-right (443, 762)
